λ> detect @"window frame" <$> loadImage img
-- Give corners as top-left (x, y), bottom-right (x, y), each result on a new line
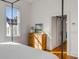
top-left (5, 6), bottom-right (21, 37)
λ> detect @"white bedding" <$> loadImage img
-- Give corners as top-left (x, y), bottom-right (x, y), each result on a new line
top-left (0, 42), bottom-right (58, 59)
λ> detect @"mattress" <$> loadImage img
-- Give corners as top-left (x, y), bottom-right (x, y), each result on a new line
top-left (0, 42), bottom-right (58, 59)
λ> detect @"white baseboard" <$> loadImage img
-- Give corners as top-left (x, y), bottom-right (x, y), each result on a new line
top-left (67, 53), bottom-right (78, 58)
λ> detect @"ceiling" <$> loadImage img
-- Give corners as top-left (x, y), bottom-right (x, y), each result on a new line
top-left (0, 0), bottom-right (35, 3)
top-left (2, 0), bottom-right (19, 2)
top-left (26, 0), bottom-right (34, 2)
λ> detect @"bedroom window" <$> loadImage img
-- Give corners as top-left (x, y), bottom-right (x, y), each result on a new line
top-left (6, 7), bottom-right (20, 37)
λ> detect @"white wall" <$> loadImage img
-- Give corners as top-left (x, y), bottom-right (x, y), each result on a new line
top-left (0, 2), bottom-right (6, 42)
top-left (14, 0), bottom-right (32, 45)
top-left (30, 0), bottom-right (61, 50)
top-left (0, 0), bottom-right (78, 57)
top-left (64, 0), bottom-right (78, 57)
top-left (0, 0), bottom-right (31, 45)
top-left (30, 0), bottom-right (78, 57)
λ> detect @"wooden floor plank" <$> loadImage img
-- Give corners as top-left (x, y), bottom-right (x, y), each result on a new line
top-left (45, 41), bottom-right (78, 59)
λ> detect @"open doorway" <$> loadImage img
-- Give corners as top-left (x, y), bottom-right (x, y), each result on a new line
top-left (51, 15), bottom-right (67, 59)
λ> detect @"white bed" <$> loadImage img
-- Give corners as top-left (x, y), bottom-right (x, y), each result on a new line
top-left (0, 42), bottom-right (58, 59)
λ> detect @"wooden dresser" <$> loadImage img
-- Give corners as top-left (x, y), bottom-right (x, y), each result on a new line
top-left (28, 32), bottom-right (47, 50)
